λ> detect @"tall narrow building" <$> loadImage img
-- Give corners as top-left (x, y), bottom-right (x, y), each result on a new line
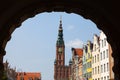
top-left (92, 34), bottom-right (100, 80)
top-left (99, 31), bottom-right (114, 80)
top-left (82, 40), bottom-right (93, 80)
top-left (54, 18), bottom-right (72, 80)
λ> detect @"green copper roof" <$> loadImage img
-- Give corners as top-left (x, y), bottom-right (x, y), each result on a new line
top-left (56, 18), bottom-right (64, 46)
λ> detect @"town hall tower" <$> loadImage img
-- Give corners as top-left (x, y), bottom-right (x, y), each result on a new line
top-left (54, 18), bottom-right (72, 80)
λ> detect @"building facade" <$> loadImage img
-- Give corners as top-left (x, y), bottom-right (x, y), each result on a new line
top-left (82, 45), bottom-right (88, 80)
top-left (82, 41), bottom-right (93, 80)
top-left (17, 72), bottom-right (41, 80)
top-left (92, 31), bottom-right (114, 80)
top-left (54, 18), bottom-right (71, 80)
top-left (92, 34), bottom-right (100, 80)
top-left (109, 44), bottom-right (114, 80)
top-left (71, 48), bottom-right (83, 80)
top-left (99, 31), bottom-right (114, 80)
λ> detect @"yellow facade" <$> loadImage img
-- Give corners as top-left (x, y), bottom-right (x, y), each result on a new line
top-left (86, 41), bottom-right (93, 80)
top-left (87, 59), bottom-right (92, 63)
top-left (87, 68), bottom-right (92, 72)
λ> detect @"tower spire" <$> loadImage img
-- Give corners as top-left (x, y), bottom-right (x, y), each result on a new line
top-left (56, 16), bottom-right (64, 46)
top-left (60, 15), bottom-right (62, 24)
top-left (59, 15), bottom-right (62, 29)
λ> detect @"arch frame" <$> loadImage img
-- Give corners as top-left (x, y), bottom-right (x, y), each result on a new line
top-left (0, 0), bottom-right (120, 79)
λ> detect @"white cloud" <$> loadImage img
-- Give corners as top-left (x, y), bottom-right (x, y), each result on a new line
top-left (67, 25), bottom-right (75, 31)
top-left (65, 39), bottom-right (83, 49)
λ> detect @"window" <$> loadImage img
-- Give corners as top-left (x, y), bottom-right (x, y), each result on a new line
top-left (101, 65), bottom-right (103, 73)
top-left (104, 38), bottom-right (106, 46)
top-left (95, 44), bottom-right (96, 51)
top-left (98, 66), bottom-right (99, 74)
top-left (96, 67), bottom-right (97, 74)
top-left (97, 54), bottom-right (99, 62)
top-left (95, 55), bottom-right (96, 63)
top-left (104, 64), bottom-right (106, 72)
top-left (101, 77), bottom-right (103, 80)
top-left (95, 67), bottom-right (97, 74)
top-left (59, 61), bottom-right (61, 65)
top-left (104, 76), bottom-right (106, 80)
top-left (103, 51), bottom-right (105, 59)
top-left (107, 76), bottom-right (109, 80)
top-left (59, 55), bottom-right (61, 60)
top-left (102, 40), bottom-right (103, 47)
top-left (101, 52), bottom-right (102, 60)
top-left (106, 49), bottom-right (108, 58)
top-left (107, 63), bottom-right (109, 71)
top-left (93, 57), bottom-right (94, 63)
top-left (92, 68), bottom-right (94, 75)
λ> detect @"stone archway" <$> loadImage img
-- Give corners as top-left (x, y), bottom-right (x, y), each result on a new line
top-left (0, 0), bottom-right (120, 80)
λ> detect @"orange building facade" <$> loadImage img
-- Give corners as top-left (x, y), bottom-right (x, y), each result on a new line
top-left (17, 72), bottom-right (41, 80)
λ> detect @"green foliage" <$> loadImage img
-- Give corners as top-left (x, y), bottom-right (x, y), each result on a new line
top-left (2, 71), bottom-right (8, 80)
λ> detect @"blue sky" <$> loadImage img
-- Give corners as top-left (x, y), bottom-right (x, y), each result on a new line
top-left (4, 12), bottom-right (100, 80)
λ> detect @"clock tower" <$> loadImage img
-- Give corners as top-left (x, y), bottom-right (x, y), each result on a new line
top-left (54, 17), bottom-right (72, 80)
top-left (55, 17), bottom-right (65, 66)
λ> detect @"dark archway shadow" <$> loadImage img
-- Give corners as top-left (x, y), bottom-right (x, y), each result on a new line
top-left (0, 1), bottom-right (120, 79)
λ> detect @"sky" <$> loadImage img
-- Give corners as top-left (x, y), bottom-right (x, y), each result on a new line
top-left (4, 12), bottom-right (100, 80)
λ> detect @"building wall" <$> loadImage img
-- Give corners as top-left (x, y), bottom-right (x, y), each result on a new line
top-left (82, 41), bottom-right (93, 80)
top-left (109, 44), bottom-right (114, 80)
top-left (71, 56), bottom-right (79, 80)
top-left (82, 45), bottom-right (88, 80)
top-left (71, 48), bottom-right (83, 80)
top-left (78, 59), bottom-right (83, 79)
top-left (17, 72), bottom-right (41, 80)
top-left (77, 31), bottom-right (114, 80)
top-left (100, 31), bottom-right (110, 80)
top-left (92, 34), bottom-right (101, 80)
top-left (91, 31), bottom-right (114, 80)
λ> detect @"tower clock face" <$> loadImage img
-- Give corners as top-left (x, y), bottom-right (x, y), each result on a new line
top-left (58, 47), bottom-right (62, 53)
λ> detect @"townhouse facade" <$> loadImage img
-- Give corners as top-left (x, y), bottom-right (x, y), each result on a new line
top-left (92, 34), bottom-right (100, 80)
top-left (71, 48), bottom-right (83, 80)
top-left (82, 31), bottom-right (114, 80)
top-left (92, 31), bottom-right (114, 80)
top-left (82, 41), bottom-right (93, 80)
top-left (82, 45), bottom-right (88, 80)
top-left (99, 31), bottom-right (114, 80)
